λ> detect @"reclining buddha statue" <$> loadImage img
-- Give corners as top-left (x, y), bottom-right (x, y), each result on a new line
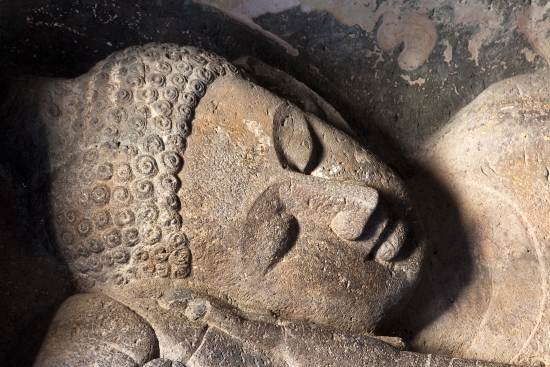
top-left (0, 43), bottom-right (524, 366)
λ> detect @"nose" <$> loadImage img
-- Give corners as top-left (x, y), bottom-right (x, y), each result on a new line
top-left (273, 105), bottom-right (414, 262)
top-left (277, 173), bottom-right (406, 262)
top-left (303, 112), bottom-right (411, 217)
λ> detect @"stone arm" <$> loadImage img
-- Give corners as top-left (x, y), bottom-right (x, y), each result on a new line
top-left (34, 292), bottom-right (523, 367)
top-left (193, 299), bottom-right (521, 367)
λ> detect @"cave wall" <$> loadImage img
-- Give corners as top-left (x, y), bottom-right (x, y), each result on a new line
top-left (2, 0), bottom-right (548, 159)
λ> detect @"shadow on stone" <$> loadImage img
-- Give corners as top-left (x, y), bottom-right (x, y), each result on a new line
top-left (0, 77), bottom-right (71, 366)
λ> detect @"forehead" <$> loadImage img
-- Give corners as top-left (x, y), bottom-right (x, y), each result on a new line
top-left (192, 76), bottom-right (331, 179)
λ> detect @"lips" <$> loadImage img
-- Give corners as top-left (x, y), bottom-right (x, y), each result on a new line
top-left (355, 203), bottom-right (408, 262)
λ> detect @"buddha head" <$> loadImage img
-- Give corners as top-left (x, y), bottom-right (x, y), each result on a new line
top-left (37, 43), bottom-right (426, 335)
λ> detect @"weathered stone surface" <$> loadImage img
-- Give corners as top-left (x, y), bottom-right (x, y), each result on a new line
top-left (35, 44), bottom-right (240, 291)
top-left (0, 43), bottom-right (424, 333)
top-left (144, 358), bottom-right (186, 367)
top-left (39, 291), bottom-right (517, 366)
top-left (3, 0), bottom-right (550, 365)
top-left (395, 73), bottom-right (550, 366)
top-left (1, 43), bottom-right (428, 366)
top-left (33, 293), bottom-right (158, 366)
top-left (0, 43), bottom-right (530, 367)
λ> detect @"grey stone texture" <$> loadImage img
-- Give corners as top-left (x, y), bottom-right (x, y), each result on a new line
top-left (1, 3), bottom-right (550, 366)
top-left (34, 293), bottom-right (158, 367)
top-left (0, 42), bottom-right (530, 366)
top-left (395, 72), bottom-right (550, 366)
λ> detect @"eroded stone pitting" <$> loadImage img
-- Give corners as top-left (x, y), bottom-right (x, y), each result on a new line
top-left (400, 74), bottom-right (426, 86)
top-left (23, 0), bottom-right (541, 77)
top-left (191, 0), bottom-right (542, 73)
top-left (442, 39), bottom-right (453, 65)
top-left (192, 0), bottom-right (441, 68)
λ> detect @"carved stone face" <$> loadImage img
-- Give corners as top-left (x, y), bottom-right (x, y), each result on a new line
top-left (178, 75), bottom-right (426, 334)
top-left (14, 44), bottom-right (424, 336)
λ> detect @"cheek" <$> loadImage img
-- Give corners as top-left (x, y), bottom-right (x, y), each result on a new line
top-left (268, 236), bottom-right (389, 293)
top-left (248, 236), bottom-right (389, 305)
top-left (236, 236), bottom-right (392, 332)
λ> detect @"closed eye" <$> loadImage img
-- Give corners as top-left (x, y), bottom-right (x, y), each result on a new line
top-left (272, 105), bottom-right (319, 174)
